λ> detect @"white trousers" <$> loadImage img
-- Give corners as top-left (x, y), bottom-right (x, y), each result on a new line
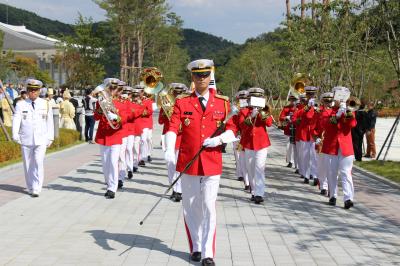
top-left (167, 150), bottom-right (182, 193)
top-left (245, 148), bottom-right (268, 197)
top-left (133, 135), bottom-right (141, 167)
top-left (232, 141), bottom-right (243, 178)
top-left (295, 141), bottom-right (302, 170)
top-left (325, 150), bottom-right (355, 201)
top-left (21, 144), bottom-right (47, 193)
top-left (161, 134), bottom-right (166, 152)
top-left (240, 151), bottom-right (249, 186)
top-left (100, 144), bottom-right (120, 192)
top-left (118, 137), bottom-right (128, 180)
top-left (298, 141), bottom-right (312, 179)
top-left (310, 144), bottom-right (318, 179)
top-left (286, 136), bottom-right (295, 164)
top-left (140, 128), bottom-right (153, 158)
top-left (317, 153), bottom-right (328, 190)
top-left (126, 135), bottom-right (135, 171)
top-left (182, 174), bottom-right (219, 259)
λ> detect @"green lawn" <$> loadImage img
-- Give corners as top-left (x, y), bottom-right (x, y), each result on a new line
top-left (355, 160), bottom-right (400, 183)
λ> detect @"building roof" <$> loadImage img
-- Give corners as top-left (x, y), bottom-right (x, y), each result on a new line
top-left (0, 22), bottom-right (59, 51)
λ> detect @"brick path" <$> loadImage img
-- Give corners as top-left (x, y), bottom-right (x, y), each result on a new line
top-left (0, 121), bottom-right (399, 266)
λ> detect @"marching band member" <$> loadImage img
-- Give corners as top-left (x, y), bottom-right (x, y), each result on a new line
top-left (292, 86), bottom-right (318, 184)
top-left (239, 88), bottom-right (273, 204)
top-left (292, 94), bottom-right (306, 175)
top-left (279, 94), bottom-right (298, 169)
top-left (233, 90), bottom-right (250, 191)
top-left (117, 84), bottom-right (143, 188)
top-left (94, 78), bottom-right (128, 199)
top-left (313, 92), bottom-right (334, 195)
top-left (12, 79), bottom-right (54, 197)
top-left (138, 90), bottom-right (153, 166)
top-left (322, 87), bottom-right (356, 209)
top-left (164, 59), bottom-right (236, 266)
top-left (158, 83), bottom-right (187, 202)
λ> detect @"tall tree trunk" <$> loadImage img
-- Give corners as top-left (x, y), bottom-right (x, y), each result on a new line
top-left (301, 0), bottom-right (306, 20)
top-left (312, 0), bottom-right (316, 24)
top-left (286, 0), bottom-right (291, 30)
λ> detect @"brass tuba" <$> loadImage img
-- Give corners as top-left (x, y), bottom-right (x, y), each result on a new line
top-left (93, 79), bottom-right (121, 130)
top-left (157, 83), bottom-right (187, 120)
top-left (140, 67), bottom-right (164, 96)
top-left (290, 73), bottom-right (311, 98)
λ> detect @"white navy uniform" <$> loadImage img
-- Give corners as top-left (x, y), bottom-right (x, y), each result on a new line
top-left (12, 97), bottom-right (54, 195)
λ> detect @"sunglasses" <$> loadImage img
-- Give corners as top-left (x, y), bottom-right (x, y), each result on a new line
top-left (193, 71), bottom-right (211, 78)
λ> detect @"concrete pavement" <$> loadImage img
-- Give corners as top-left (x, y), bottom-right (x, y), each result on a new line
top-left (0, 121), bottom-right (399, 265)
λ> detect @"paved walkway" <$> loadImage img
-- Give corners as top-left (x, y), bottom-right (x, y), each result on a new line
top-left (0, 121), bottom-right (399, 266)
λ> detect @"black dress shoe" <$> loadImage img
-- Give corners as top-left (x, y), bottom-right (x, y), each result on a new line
top-left (133, 167), bottom-right (138, 173)
top-left (294, 169), bottom-right (299, 174)
top-left (329, 197), bottom-right (336, 206)
top-left (250, 195), bottom-right (255, 201)
top-left (147, 155), bottom-right (152, 162)
top-left (303, 178), bottom-right (309, 184)
top-left (174, 193), bottom-right (182, 202)
top-left (300, 175), bottom-right (305, 179)
top-left (313, 178), bottom-right (319, 186)
top-left (244, 185), bottom-right (250, 192)
top-left (118, 180), bottom-right (123, 189)
top-left (237, 176), bottom-right (244, 181)
top-left (128, 171), bottom-right (133, 179)
top-left (190, 252), bottom-right (201, 262)
top-left (138, 160), bottom-right (146, 166)
top-left (104, 190), bottom-right (115, 199)
top-left (254, 196), bottom-right (264, 204)
top-left (202, 257), bottom-right (215, 266)
top-left (31, 193), bottom-right (39, 198)
top-left (286, 162), bottom-right (293, 168)
top-left (344, 200), bottom-right (354, 209)
top-left (320, 189), bottom-right (327, 195)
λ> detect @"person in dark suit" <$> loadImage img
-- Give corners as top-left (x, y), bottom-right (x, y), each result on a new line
top-left (351, 101), bottom-right (368, 161)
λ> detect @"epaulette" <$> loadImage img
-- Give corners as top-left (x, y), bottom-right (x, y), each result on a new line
top-left (215, 94), bottom-right (229, 101)
top-left (176, 93), bottom-right (190, 100)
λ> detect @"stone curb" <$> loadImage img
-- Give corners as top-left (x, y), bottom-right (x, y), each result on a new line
top-left (0, 142), bottom-right (89, 173)
top-left (353, 164), bottom-right (400, 190)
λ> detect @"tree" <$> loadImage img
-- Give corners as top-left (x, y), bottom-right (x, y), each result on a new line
top-left (57, 14), bottom-right (106, 88)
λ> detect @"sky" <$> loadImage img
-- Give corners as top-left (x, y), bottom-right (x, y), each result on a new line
top-left (0, 0), bottom-right (302, 44)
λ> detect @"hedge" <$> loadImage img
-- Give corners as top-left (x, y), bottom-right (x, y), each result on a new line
top-left (0, 127), bottom-right (80, 164)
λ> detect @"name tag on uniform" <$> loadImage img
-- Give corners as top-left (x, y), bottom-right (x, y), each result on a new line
top-left (22, 111), bottom-right (28, 120)
top-left (183, 111), bottom-right (192, 115)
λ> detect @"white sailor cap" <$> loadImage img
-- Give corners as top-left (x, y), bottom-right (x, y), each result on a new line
top-left (169, 83), bottom-right (188, 91)
top-left (320, 92), bottom-right (334, 100)
top-left (299, 93), bottom-right (307, 99)
top-left (103, 78), bottom-right (120, 87)
top-left (187, 59), bottom-right (214, 73)
top-left (122, 86), bottom-right (133, 93)
top-left (118, 81), bottom-right (127, 87)
top-left (288, 93), bottom-right (298, 100)
top-left (131, 88), bottom-right (142, 94)
top-left (25, 79), bottom-right (43, 90)
top-left (235, 90), bottom-right (249, 99)
top-left (134, 84), bottom-right (145, 90)
top-left (305, 86), bottom-right (318, 93)
top-left (247, 87), bottom-right (265, 96)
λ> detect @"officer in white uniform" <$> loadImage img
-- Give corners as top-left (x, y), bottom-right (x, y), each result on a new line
top-left (12, 79), bottom-right (54, 197)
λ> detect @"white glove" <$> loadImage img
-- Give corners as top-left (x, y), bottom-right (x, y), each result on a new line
top-left (251, 108), bottom-right (259, 118)
top-left (336, 108), bottom-right (345, 118)
top-left (47, 140), bottom-right (53, 148)
top-left (107, 112), bottom-right (118, 121)
top-left (315, 138), bottom-right (322, 145)
top-left (340, 102), bottom-right (346, 109)
top-left (308, 98), bottom-right (315, 107)
top-left (285, 115), bottom-right (291, 121)
top-left (203, 137), bottom-right (222, 148)
top-left (164, 131), bottom-right (177, 163)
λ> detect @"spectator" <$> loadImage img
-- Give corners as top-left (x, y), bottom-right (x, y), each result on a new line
top-left (13, 90), bottom-right (28, 107)
top-left (60, 89), bottom-right (76, 130)
top-left (6, 82), bottom-right (18, 100)
top-left (0, 86), bottom-right (13, 127)
top-left (351, 101), bottom-right (368, 161)
top-left (83, 88), bottom-right (97, 143)
top-left (365, 102), bottom-right (377, 158)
